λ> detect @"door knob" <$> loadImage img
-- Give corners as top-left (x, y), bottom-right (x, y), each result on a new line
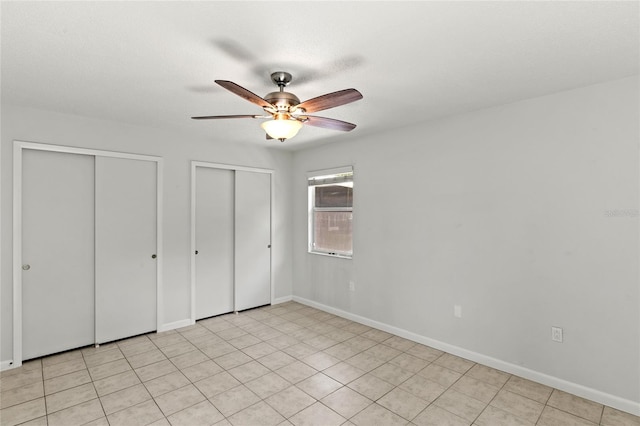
top-left (151, 254), bottom-right (157, 259)
top-left (195, 250), bottom-right (199, 255)
top-left (22, 264), bottom-right (30, 271)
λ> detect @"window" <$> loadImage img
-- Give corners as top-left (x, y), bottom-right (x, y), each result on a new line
top-left (308, 167), bottom-right (353, 258)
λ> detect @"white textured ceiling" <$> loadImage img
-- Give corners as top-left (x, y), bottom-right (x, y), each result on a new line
top-left (2, 1), bottom-right (638, 150)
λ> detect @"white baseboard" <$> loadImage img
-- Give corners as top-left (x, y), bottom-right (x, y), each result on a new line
top-left (164, 298), bottom-right (293, 332)
top-left (272, 295), bottom-right (293, 305)
top-left (157, 318), bottom-right (193, 333)
top-left (1, 360), bottom-right (19, 371)
top-left (293, 296), bottom-right (640, 417)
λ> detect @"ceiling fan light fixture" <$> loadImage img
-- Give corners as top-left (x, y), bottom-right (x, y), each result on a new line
top-left (261, 117), bottom-right (303, 141)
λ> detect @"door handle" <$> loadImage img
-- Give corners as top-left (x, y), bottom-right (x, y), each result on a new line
top-left (22, 264), bottom-right (30, 271)
top-left (267, 245), bottom-right (271, 249)
top-left (151, 254), bottom-right (157, 259)
top-left (195, 250), bottom-right (199, 255)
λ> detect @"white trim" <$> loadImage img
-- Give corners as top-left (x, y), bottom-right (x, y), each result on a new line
top-left (293, 295), bottom-right (640, 417)
top-left (190, 162), bottom-right (197, 324)
top-left (306, 165), bottom-right (353, 178)
top-left (158, 318), bottom-right (193, 333)
top-left (270, 170), bottom-right (276, 308)
top-left (14, 141), bottom-right (162, 163)
top-left (192, 161), bottom-right (274, 175)
top-left (272, 296), bottom-right (293, 305)
top-left (1, 360), bottom-right (18, 371)
top-left (190, 161), bottom-right (275, 323)
top-left (12, 144), bottom-right (23, 367)
top-left (155, 159), bottom-right (164, 332)
top-left (12, 141), bottom-right (163, 365)
top-left (307, 251), bottom-right (352, 260)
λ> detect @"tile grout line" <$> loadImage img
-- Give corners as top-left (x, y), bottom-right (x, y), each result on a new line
top-left (42, 361), bottom-right (48, 426)
top-left (469, 366), bottom-right (513, 426)
top-left (136, 333), bottom-right (196, 424)
top-left (80, 348), bottom-right (107, 425)
top-left (167, 333), bottom-right (222, 422)
top-left (6, 302), bottom-right (637, 426)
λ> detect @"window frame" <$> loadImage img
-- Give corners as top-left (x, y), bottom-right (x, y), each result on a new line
top-left (307, 166), bottom-right (353, 259)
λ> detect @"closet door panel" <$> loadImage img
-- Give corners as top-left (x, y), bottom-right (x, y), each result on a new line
top-left (235, 171), bottom-right (271, 311)
top-left (95, 156), bottom-right (157, 343)
top-left (195, 167), bottom-right (235, 319)
top-left (22, 149), bottom-right (95, 359)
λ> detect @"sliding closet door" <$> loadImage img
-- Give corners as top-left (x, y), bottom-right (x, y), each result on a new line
top-left (95, 157), bottom-right (157, 343)
top-left (194, 167), bottom-right (235, 319)
top-left (235, 171), bottom-right (271, 311)
top-left (22, 150), bottom-right (95, 359)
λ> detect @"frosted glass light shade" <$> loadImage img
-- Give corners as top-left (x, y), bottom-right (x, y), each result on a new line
top-left (261, 119), bottom-right (303, 140)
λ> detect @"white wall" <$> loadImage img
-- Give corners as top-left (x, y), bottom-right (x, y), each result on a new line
top-left (1, 105), bottom-right (293, 362)
top-left (2, 76), bottom-right (638, 412)
top-left (292, 76), bottom-right (639, 410)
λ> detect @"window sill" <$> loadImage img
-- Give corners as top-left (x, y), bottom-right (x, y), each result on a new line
top-left (308, 251), bottom-right (352, 260)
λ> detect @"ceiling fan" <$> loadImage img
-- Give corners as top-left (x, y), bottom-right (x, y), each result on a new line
top-left (192, 71), bottom-right (363, 142)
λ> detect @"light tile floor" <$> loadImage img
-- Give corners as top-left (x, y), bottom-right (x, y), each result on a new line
top-left (1, 301), bottom-right (639, 426)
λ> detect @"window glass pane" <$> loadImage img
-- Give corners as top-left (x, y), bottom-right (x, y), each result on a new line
top-left (313, 211), bottom-right (353, 254)
top-left (315, 185), bottom-right (353, 208)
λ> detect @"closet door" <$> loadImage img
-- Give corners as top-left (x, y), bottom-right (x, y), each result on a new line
top-left (22, 150), bottom-right (95, 359)
top-left (194, 167), bottom-right (235, 319)
top-left (95, 156), bottom-right (157, 343)
top-left (235, 171), bottom-right (271, 311)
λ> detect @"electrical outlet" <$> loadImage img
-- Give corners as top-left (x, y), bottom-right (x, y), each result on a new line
top-left (454, 305), bottom-right (462, 318)
top-left (349, 281), bottom-right (355, 292)
top-left (551, 326), bottom-right (563, 342)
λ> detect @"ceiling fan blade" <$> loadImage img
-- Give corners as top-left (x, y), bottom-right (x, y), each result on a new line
top-left (302, 115), bottom-right (357, 132)
top-left (215, 80), bottom-right (273, 109)
top-left (191, 114), bottom-right (263, 120)
top-left (296, 89), bottom-right (362, 113)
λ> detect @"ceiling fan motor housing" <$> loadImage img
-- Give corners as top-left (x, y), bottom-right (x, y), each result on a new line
top-left (264, 91), bottom-right (302, 113)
